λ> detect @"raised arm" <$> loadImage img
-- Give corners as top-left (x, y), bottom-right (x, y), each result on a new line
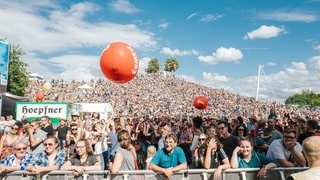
top-left (230, 146), bottom-right (241, 168)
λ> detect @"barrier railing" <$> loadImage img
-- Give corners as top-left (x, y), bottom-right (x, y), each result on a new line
top-left (0, 167), bottom-right (308, 180)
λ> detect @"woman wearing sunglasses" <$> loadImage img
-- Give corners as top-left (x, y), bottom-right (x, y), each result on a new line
top-left (234, 124), bottom-right (247, 140)
top-left (66, 123), bottom-right (84, 160)
top-left (0, 122), bottom-right (22, 160)
top-left (0, 138), bottom-right (33, 173)
top-left (26, 136), bottom-right (65, 174)
top-left (192, 133), bottom-right (207, 168)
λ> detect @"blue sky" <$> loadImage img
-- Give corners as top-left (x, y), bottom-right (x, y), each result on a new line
top-left (0, 0), bottom-right (320, 102)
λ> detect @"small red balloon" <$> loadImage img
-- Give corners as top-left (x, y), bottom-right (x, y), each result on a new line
top-left (193, 96), bottom-right (208, 110)
top-left (36, 91), bottom-right (45, 101)
top-left (100, 42), bottom-right (139, 83)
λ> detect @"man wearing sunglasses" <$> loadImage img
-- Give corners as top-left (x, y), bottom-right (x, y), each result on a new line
top-left (27, 119), bottom-right (47, 155)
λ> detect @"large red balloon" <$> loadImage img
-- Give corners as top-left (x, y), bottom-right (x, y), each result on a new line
top-left (100, 42), bottom-right (139, 83)
top-left (193, 96), bottom-right (208, 110)
top-left (36, 91), bottom-right (45, 101)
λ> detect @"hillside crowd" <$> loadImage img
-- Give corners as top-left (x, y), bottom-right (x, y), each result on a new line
top-left (0, 73), bottom-right (319, 179)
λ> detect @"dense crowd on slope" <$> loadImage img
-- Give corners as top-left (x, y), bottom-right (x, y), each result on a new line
top-left (25, 73), bottom-right (320, 122)
top-left (0, 73), bottom-right (318, 179)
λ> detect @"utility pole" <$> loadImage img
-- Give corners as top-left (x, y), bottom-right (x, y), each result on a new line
top-left (255, 64), bottom-right (261, 101)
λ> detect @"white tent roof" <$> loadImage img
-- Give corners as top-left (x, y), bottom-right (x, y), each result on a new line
top-left (77, 84), bottom-right (93, 89)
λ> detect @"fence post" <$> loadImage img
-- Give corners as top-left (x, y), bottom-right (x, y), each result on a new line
top-left (83, 173), bottom-right (88, 180)
top-left (123, 173), bottom-right (129, 180)
top-left (279, 170), bottom-right (285, 180)
top-left (202, 172), bottom-right (208, 180)
top-left (41, 174), bottom-right (48, 180)
top-left (240, 171), bottom-right (246, 180)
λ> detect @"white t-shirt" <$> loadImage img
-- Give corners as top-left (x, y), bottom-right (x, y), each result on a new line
top-left (266, 139), bottom-right (303, 166)
top-left (290, 167), bottom-right (320, 179)
top-left (94, 134), bottom-right (108, 154)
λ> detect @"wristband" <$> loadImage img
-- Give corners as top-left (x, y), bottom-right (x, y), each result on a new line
top-left (263, 165), bottom-right (268, 170)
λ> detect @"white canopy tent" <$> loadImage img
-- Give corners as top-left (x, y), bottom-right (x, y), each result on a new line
top-left (77, 84), bottom-right (93, 89)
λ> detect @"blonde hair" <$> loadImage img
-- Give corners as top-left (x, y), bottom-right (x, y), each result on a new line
top-left (147, 145), bottom-right (156, 158)
top-left (302, 136), bottom-right (320, 163)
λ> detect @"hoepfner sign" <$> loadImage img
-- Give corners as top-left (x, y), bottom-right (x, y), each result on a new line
top-left (16, 102), bottom-right (68, 121)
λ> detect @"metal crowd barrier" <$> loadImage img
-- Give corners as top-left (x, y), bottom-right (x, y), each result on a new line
top-left (0, 167), bottom-right (308, 180)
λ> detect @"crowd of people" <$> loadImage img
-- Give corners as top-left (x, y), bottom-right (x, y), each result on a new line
top-left (0, 73), bottom-right (318, 179)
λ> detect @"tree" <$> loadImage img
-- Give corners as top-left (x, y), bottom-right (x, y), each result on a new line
top-left (146, 58), bottom-right (160, 73)
top-left (164, 57), bottom-right (179, 72)
top-left (7, 45), bottom-right (29, 96)
top-left (285, 90), bottom-right (320, 108)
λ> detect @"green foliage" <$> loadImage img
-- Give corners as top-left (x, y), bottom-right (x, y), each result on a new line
top-left (164, 57), bottom-right (179, 72)
top-left (146, 58), bottom-right (160, 73)
top-left (7, 45), bottom-right (29, 96)
top-left (285, 90), bottom-right (320, 108)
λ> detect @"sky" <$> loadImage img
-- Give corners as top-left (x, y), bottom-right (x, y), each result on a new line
top-left (0, 0), bottom-right (320, 103)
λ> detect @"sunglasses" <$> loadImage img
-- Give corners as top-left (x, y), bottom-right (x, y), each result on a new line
top-left (15, 147), bottom-right (27, 151)
top-left (71, 128), bottom-right (78, 131)
top-left (11, 127), bottom-right (19, 130)
top-left (44, 143), bottom-right (54, 147)
top-left (199, 138), bottom-right (206, 141)
top-left (284, 136), bottom-right (295, 139)
top-left (119, 138), bottom-right (129, 141)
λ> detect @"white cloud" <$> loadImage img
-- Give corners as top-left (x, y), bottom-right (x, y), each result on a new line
top-left (203, 72), bottom-right (228, 82)
top-left (266, 62), bottom-right (276, 66)
top-left (186, 12), bottom-right (198, 20)
top-left (159, 23), bottom-right (169, 29)
top-left (308, 56), bottom-right (320, 72)
top-left (0, 1), bottom-right (157, 82)
top-left (243, 25), bottom-right (286, 40)
top-left (160, 47), bottom-right (199, 56)
top-left (0, 1), bottom-right (157, 54)
top-left (199, 14), bottom-right (223, 22)
top-left (138, 57), bottom-right (151, 74)
top-left (313, 45), bottom-right (320, 51)
top-left (24, 53), bottom-right (100, 82)
top-left (179, 74), bottom-right (196, 83)
top-left (257, 10), bottom-right (319, 23)
top-left (109, 0), bottom-right (140, 14)
top-left (194, 56), bottom-right (320, 102)
top-left (198, 47), bottom-right (243, 64)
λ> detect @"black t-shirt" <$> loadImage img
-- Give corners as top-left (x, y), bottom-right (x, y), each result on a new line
top-left (297, 132), bottom-right (314, 145)
top-left (42, 125), bottom-right (54, 137)
top-left (219, 135), bottom-right (240, 160)
top-left (57, 125), bottom-right (69, 138)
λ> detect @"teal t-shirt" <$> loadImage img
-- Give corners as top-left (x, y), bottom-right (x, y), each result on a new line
top-left (238, 151), bottom-right (275, 168)
top-left (150, 146), bottom-right (187, 168)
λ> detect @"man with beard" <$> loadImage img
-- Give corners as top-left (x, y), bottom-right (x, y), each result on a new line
top-left (149, 133), bottom-right (187, 179)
